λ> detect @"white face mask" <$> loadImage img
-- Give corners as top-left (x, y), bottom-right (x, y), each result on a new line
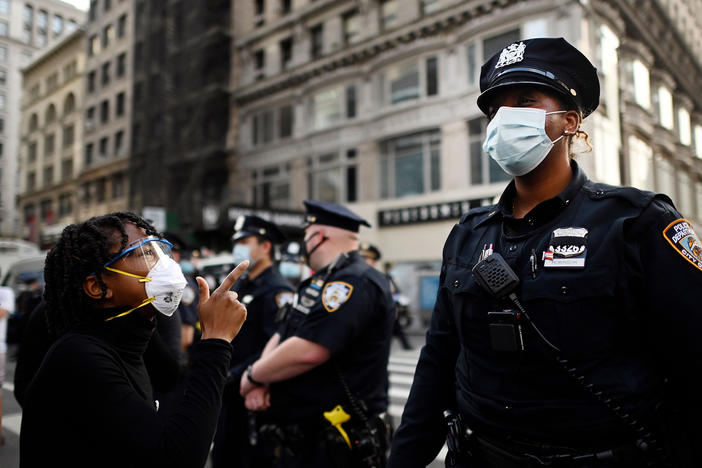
top-left (482, 107), bottom-right (566, 176)
top-left (232, 244), bottom-right (254, 267)
top-left (144, 256), bottom-right (187, 317)
top-left (279, 261), bottom-right (302, 279)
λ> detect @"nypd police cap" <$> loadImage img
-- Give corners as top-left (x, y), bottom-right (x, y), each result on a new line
top-left (477, 37), bottom-right (600, 117)
top-left (232, 215), bottom-right (285, 243)
top-left (359, 243), bottom-right (381, 261)
top-left (303, 200), bottom-right (371, 233)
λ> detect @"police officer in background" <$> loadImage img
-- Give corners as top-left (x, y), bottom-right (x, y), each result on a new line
top-left (241, 200), bottom-right (395, 468)
top-left (388, 37), bottom-right (702, 467)
top-left (212, 215), bottom-right (294, 468)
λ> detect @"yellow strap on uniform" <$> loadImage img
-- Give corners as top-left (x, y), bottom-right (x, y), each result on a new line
top-left (323, 405), bottom-right (352, 449)
top-left (104, 266), bottom-right (152, 282)
top-left (104, 297), bottom-right (156, 322)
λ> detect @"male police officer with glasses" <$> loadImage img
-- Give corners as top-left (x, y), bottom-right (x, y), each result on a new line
top-left (241, 200), bottom-right (395, 468)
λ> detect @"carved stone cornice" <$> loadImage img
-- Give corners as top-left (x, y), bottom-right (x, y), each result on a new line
top-left (233, 0), bottom-right (525, 106)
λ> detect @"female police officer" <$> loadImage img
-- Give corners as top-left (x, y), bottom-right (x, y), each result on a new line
top-left (388, 38), bottom-right (702, 467)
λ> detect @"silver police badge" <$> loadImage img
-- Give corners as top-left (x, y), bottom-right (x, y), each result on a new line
top-left (322, 281), bottom-right (354, 313)
top-left (495, 42), bottom-right (526, 69)
top-left (543, 227), bottom-right (588, 268)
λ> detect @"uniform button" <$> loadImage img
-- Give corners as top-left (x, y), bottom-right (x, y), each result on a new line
top-left (508, 245), bottom-right (517, 252)
top-left (527, 218), bottom-right (535, 226)
top-left (504, 405), bottom-right (512, 410)
top-left (595, 190), bottom-right (605, 197)
top-left (453, 280), bottom-right (460, 288)
top-left (561, 286), bottom-right (568, 295)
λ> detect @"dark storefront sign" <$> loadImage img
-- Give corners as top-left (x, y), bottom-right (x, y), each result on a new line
top-left (226, 205), bottom-right (306, 228)
top-left (378, 197), bottom-right (492, 227)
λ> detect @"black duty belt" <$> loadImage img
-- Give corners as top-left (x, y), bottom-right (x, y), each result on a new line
top-left (472, 434), bottom-right (646, 467)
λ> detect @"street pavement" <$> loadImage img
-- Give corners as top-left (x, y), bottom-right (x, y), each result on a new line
top-left (1, 334), bottom-right (443, 468)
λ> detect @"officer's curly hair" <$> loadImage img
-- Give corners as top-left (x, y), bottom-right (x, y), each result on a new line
top-left (43, 212), bottom-right (159, 336)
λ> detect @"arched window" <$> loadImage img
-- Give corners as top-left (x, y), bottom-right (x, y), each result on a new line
top-left (29, 113), bottom-right (38, 132)
top-left (63, 93), bottom-right (75, 115)
top-left (45, 104), bottom-right (57, 124)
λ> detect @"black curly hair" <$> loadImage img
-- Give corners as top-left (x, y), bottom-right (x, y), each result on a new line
top-left (43, 212), bottom-right (160, 336)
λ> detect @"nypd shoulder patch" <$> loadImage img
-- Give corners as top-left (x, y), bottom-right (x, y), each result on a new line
top-left (321, 281), bottom-right (354, 313)
top-left (275, 291), bottom-right (294, 308)
top-left (663, 218), bottom-right (702, 272)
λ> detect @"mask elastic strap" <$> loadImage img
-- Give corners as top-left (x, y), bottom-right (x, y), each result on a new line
top-left (305, 234), bottom-right (329, 260)
top-left (104, 297), bottom-right (156, 322)
top-left (104, 266), bottom-right (152, 283)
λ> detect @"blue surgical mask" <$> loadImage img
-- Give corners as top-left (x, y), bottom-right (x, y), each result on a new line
top-left (482, 107), bottom-right (566, 176)
top-left (232, 244), bottom-right (253, 266)
top-left (179, 260), bottom-right (195, 275)
top-left (279, 261), bottom-right (302, 279)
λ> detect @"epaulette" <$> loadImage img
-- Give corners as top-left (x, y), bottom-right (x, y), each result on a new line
top-left (582, 181), bottom-right (672, 209)
top-left (459, 205), bottom-right (495, 225)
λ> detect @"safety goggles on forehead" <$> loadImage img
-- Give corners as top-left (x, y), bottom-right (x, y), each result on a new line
top-left (103, 236), bottom-right (174, 274)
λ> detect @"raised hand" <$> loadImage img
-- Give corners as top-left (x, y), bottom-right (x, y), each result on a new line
top-left (195, 260), bottom-right (249, 343)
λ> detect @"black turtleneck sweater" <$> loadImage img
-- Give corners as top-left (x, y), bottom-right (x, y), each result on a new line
top-left (19, 313), bottom-right (232, 468)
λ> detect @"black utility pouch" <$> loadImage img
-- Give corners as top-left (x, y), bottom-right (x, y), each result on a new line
top-left (487, 310), bottom-right (524, 352)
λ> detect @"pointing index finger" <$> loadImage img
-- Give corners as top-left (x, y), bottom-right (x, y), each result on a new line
top-left (215, 260), bottom-right (249, 294)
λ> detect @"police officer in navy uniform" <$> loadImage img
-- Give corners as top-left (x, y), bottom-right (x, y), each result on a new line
top-left (212, 215), bottom-right (294, 468)
top-left (388, 37), bottom-right (702, 467)
top-left (241, 200), bottom-right (395, 468)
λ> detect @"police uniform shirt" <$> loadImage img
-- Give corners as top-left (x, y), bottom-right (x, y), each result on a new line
top-left (178, 276), bottom-right (199, 328)
top-left (389, 161), bottom-right (702, 467)
top-left (229, 266), bottom-right (293, 377)
top-left (271, 251), bottom-right (395, 422)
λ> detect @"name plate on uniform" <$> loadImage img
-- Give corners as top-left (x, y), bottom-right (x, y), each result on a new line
top-left (543, 227), bottom-right (588, 269)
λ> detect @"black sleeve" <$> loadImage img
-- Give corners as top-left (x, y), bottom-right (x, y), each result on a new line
top-left (144, 329), bottom-right (183, 393)
top-left (46, 336), bottom-right (231, 468)
top-left (13, 301), bottom-right (51, 407)
top-left (627, 199), bottom-right (702, 460)
top-left (388, 255), bottom-right (461, 467)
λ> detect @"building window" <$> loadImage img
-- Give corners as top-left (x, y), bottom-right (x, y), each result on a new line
top-left (0, 20), bottom-right (8, 37)
top-left (657, 86), bottom-right (674, 130)
top-left (112, 173), bottom-right (124, 199)
top-left (86, 106), bottom-right (96, 130)
top-left (694, 124), bottom-right (702, 159)
top-left (628, 135), bottom-right (654, 190)
top-left (345, 85), bottom-right (356, 119)
top-left (52, 15), bottom-right (63, 37)
top-left (28, 141), bottom-right (37, 162)
top-left (310, 23), bottom-right (323, 59)
top-left (252, 164), bottom-right (290, 209)
top-left (251, 109), bottom-right (273, 145)
top-left (61, 159), bottom-right (73, 180)
top-left (46, 73), bottom-right (58, 91)
top-left (677, 171), bottom-right (692, 217)
top-left (0, 45), bottom-right (6, 61)
top-left (280, 0), bottom-right (291, 14)
top-left (100, 100), bottom-right (109, 123)
top-left (253, 49), bottom-right (265, 79)
top-left (380, 0), bottom-right (399, 30)
top-left (380, 130), bottom-right (441, 198)
top-left (114, 130), bottom-right (124, 155)
top-left (58, 193), bottom-right (72, 216)
top-left (483, 29), bottom-right (521, 62)
top-left (0, 92), bottom-right (6, 110)
top-left (309, 85), bottom-right (343, 130)
top-left (254, 0), bottom-right (265, 27)
top-left (655, 154), bottom-right (676, 199)
top-left (343, 9), bottom-right (361, 45)
top-left (62, 125), bottom-right (74, 148)
top-left (27, 171), bottom-right (36, 191)
top-left (88, 72), bottom-right (97, 95)
top-left (96, 177), bottom-right (106, 202)
top-left (117, 14), bottom-right (126, 38)
top-left (37, 9), bottom-right (47, 29)
top-left (678, 107), bottom-right (692, 145)
top-left (104, 0), bottom-right (111, 12)
top-left (89, 35), bottom-right (100, 56)
top-left (382, 56), bottom-right (439, 105)
top-left (0, 118), bottom-right (3, 133)
top-left (308, 149), bottom-right (358, 203)
top-left (23, 5), bottom-right (32, 25)
top-left (630, 59), bottom-right (650, 109)
top-left (421, 0), bottom-right (441, 15)
top-left (99, 136), bottom-right (108, 158)
top-left (64, 93), bottom-right (75, 114)
top-left (29, 113), bottom-right (38, 131)
top-left (46, 104), bottom-right (56, 124)
top-left (40, 198), bottom-right (52, 221)
top-left (117, 52), bottom-right (126, 77)
top-left (102, 24), bottom-right (114, 49)
top-left (43, 165), bottom-right (53, 186)
top-left (89, 0), bottom-right (97, 21)
top-left (67, 19), bottom-right (77, 32)
top-left (44, 133), bottom-right (55, 156)
top-left (467, 117), bottom-right (509, 185)
top-left (102, 61), bottom-right (110, 85)
top-left (116, 91), bottom-right (125, 116)
top-left (280, 36), bottom-right (293, 70)
top-left (279, 105), bottom-right (294, 139)
top-left (0, 68), bottom-right (6, 85)
top-left (85, 143), bottom-right (93, 165)
top-left (0, 0), bottom-right (9, 14)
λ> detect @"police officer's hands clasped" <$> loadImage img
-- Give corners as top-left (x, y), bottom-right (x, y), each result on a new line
top-left (195, 260), bottom-right (249, 343)
top-left (244, 386), bottom-right (270, 411)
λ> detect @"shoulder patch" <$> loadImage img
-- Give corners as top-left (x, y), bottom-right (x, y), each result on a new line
top-left (663, 218), bottom-right (702, 272)
top-left (275, 291), bottom-right (294, 308)
top-left (321, 281), bottom-right (354, 313)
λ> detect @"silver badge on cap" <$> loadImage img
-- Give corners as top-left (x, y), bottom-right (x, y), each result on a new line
top-left (495, 42), bottom-right (526, 69)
